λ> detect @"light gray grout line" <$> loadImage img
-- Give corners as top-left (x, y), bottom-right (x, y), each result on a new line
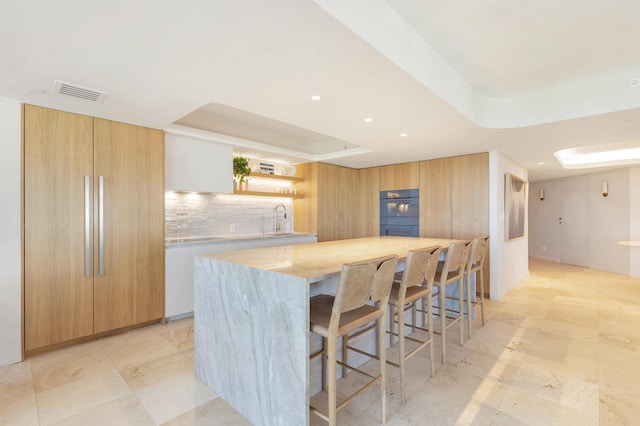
top-left (27, 360), bottom-right (43, 426)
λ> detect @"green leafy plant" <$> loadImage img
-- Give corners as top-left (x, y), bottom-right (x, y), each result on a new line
top-left (233, 156), bottom-right (252, 183)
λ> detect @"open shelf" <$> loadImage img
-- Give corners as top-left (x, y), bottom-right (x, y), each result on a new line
top-left (229, 171), bottom-right (304, 198)
top-left (233, 189), bottom-right (304, 199)
top-left (249, 172), bottom-right (304, 183)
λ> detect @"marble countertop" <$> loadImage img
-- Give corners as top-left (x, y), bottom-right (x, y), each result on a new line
top-left (165, 232), bottom-right (316, 247)
top-left (201, 236), bottom-right (462, 283)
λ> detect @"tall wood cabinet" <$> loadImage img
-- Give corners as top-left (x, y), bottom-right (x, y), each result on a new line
top-left (294, 162), bottom-right (360, 242)
top-left (23, 105), bottom-right (164, 352)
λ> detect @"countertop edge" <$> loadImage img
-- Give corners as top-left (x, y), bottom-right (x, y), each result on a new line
top-left (165, 233), bottom-right (317, 248)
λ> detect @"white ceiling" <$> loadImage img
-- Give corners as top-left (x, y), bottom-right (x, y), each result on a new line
top-left (2, 0), bottom-right (639, 181)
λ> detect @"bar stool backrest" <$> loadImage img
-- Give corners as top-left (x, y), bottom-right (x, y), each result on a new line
top-left (347, 255), bottom-right (399, 304)
top-left (401, 246), bottom-right (441, 290)
top-left (424, 246), bottom-right (443, 288)
top-left (332, 264), bottom-right (377, 314)
top-left (467, 236), bottom-right (489, 274)
top-left (370, 256), bottom-right (399, 303)
top-left (440, 241), bottom-right (471, 283)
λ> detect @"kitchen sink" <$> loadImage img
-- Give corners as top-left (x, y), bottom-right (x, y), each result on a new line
top-left (263, 232), bottom-right (296, 237)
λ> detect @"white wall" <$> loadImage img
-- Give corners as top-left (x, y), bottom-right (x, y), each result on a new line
top-left (529, 168), bottom-right (634, 275)
top-left (589, 168), bottom-right (630, 274)
top-left (630, 167), bottom-right (640, 277)
top-left (0, 97), bottom-right (22, 366)
top-left (528, 179), bottom-right (559, 262)
top-left (489, 151), bottom-right (529, 300)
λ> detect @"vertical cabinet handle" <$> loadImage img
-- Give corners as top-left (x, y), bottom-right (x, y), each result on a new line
top-left (99, 176), bottom-right (105, 276)
top-left (84, 176), bottom-right (91, 277)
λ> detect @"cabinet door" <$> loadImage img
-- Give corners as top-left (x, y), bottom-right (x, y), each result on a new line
top-left (24, 105), bottom-right (94, 350)
top-left (93, 119), bottom-right (164, 333)
top-left (379, 162), bottom-right (419, 191)
top-left (165, 246), bottom-right (205, 318)
top-left (419, 158), bottom-right (452, 238)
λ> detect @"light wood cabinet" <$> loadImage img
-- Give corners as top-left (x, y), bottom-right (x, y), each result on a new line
top-left (293, 162), bottom-right (359, 242)
top-left (24, 106), bottom-right (94, 350)
top-left (379, 162), bottom-right (419, 191)
top-left (419, 157), bottom-right (452, 238)
top-left (451, 153), bottom-right (489, 240)
top-left (24, 105), bottom-right (164, 352)
top-left (92, 119), bottom-right (164, 333)
top-left (355, 167), bottom-right (380, 238)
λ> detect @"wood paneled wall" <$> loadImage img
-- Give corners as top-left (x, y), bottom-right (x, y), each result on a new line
top-left (379, 162), bottom-right (419, 191)
top-left (292, 162), bottom-right (318, 236)
top-left (419, 157), bottom-right (452, 239)
top-left (293, 152), bottom-right (490, 294)
top-left (355, 167), bottom-right (380, 238)
top-left (451, 153), bottom-right (489, 240)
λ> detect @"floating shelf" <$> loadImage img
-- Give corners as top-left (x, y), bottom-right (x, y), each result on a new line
top-left (229, 171), bottom-right (304, 198)
top-left (233, 189), bottom-right (304, 199)
top-left (249, 172), bottom-right (304, 183)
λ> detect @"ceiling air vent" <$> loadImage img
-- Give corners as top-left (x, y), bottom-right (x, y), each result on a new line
top-left (52, 80), bottom-right (109, 103)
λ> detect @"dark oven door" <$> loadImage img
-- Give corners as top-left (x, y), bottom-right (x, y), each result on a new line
top-left (380, 197), bottom-right (419, 219)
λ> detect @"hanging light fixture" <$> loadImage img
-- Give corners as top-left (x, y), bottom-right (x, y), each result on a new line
top-left (539, 188), bottom-right (545, 201)
top-left (602, 181), bottom-right (609, 197)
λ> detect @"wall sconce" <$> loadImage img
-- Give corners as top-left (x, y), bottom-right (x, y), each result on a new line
top-left (539, 188), bottom-right (544, 201)
top-left (602, 181), bottom-right (608, 197)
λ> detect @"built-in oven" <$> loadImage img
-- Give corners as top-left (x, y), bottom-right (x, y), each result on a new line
top-left (380, 189), bottom-right (419, 237)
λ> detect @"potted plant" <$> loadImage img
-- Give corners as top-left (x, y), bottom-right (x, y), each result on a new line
top-left (233, 155), bottom-right (252, 190)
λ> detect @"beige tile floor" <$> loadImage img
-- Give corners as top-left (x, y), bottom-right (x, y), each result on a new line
top-left (2, 258), bottom-right (639, 425)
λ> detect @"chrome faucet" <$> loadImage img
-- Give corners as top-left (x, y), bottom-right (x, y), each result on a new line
top-left (274, 204), bottom-right (287, 235)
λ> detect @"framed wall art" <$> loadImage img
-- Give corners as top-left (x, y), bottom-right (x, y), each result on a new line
top-left (505, 173), bottom-right (528, 241)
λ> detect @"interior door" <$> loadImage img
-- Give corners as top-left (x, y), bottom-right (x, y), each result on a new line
top-left (559, 176), bottom-right (589, 267)
top-left (24, 105), bottom-right (94, 350)
top-left (93, 119), bottom-right (164, 333)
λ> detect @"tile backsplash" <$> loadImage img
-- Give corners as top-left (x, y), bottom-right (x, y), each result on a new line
top-left (165, 192), bottom-right (294, 239)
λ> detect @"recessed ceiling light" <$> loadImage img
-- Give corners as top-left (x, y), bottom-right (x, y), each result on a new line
top-left (311, 95), bottom-right (321, 101)
top-left (363, 118), bottom-right (373, 123)
top-left (400, 133), bottom-right (408, 137)
top-left (537, 162), bottom-right (544, 165)
top-left (629, 78), bottom-right (640, 88)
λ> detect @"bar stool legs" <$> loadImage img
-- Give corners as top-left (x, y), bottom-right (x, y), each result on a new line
top-left (463, 236), bottom-right (489, 338)
top-left (433, 240), bottom-right (471, 365)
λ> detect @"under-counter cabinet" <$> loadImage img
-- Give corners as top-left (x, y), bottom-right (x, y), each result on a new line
top-left (165, 235), bottom-right (318, 319)
top-left (165, 241), bottom-right (238, 318)
top-left (23, 105), bottom-right (165, 353)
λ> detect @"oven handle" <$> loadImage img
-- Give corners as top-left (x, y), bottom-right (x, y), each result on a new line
top-left (385, 228), bottom-right (416, 237)
top-left (381, 197), bottom-right (417, 202)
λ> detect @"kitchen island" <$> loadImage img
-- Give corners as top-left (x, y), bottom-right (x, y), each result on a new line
top-left (194, 236), bottom-right (461, 425)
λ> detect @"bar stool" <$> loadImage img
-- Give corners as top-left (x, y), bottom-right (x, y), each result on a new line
top-left (343, 246), bottom-right (441, 406)
top-left (464, 236), bottom-right (490, 338)
top-left (432, 240), bottom-right (471, 364)
top-left (388, 245), bottom-right (441, 405)
top-left (309, 255), bottom-right (398, 426)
